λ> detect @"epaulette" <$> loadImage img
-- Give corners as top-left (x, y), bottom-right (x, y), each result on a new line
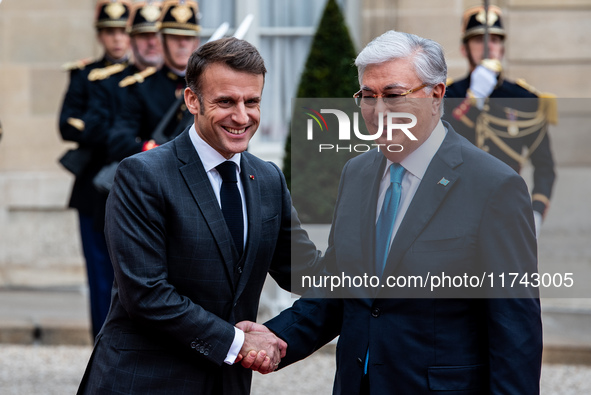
top-left (446, 77), bottom-right (455, 87)
top-left (61, 57), bottom-right (95, 71)
top-left (516, 79), bottom-right (558, 125)
top-left (515, 78), bottom-right (540, 95)
top-left (88, 63), bottom-right (127, 81)
top-left (119, 67), bottom-right (157, 87)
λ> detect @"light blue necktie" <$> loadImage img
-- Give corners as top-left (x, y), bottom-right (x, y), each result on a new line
top-left (365, 163), bottom-right (405, 375)
top-left (375, 163), bottom-right (405, 277)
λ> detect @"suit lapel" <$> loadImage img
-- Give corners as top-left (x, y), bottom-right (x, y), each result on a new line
top-left (175, 130), bottom-right (237, 285)
top-left (361, 151), bottom-right (387, 277)
top-left (234, 154), bottom-right (261, 298)
top-left (382, 127), bottom-right (464, 279)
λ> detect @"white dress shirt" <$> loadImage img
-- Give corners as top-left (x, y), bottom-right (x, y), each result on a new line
top-left (189, 125), bottom-right (246, 364)
top-left (375, 120), bottom-right (447, 253)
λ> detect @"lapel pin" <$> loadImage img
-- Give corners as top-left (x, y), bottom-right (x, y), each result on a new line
top-left (249, 175), bottom-right (255, 180)
top-left (438, 177), bottom-right (450, 186)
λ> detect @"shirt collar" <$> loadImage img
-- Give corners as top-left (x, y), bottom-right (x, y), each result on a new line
top-left (381, 119), bottom-right (447, 181)
top-left (189, 125), bottom-right (241, 173)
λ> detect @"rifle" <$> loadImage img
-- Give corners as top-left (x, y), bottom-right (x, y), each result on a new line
top-left (483, 0), bottom-right (490, 60)
top-left (234, 14), bottom-right (254, 40)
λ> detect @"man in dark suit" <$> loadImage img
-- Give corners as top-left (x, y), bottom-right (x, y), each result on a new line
top-left (445, 5), bottom-right (556, 238)
top-left (77, 37), bottom-right (320, 394)
top-left (58, 0), bottom-right (131, 338)
top-left (240, 30), bottom-right (542, 394)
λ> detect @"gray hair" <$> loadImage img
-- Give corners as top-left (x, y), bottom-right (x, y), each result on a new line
top-left (355, 30), bottom-right (447, 115)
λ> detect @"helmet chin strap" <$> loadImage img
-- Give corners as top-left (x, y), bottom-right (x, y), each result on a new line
top-left (464, 42), bottom-right (478, 71)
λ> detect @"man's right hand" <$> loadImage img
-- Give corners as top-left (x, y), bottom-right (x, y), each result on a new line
top-left (236, 320), bottom-right (287, 374)
top-left (468, 63), bottom-right (499, 109)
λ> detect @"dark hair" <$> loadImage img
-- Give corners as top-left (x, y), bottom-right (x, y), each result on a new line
top-left (185, 37), bottom-right (267, 95)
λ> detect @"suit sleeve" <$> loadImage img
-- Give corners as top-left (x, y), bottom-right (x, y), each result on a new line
top-left (265, 224), bottom-right (342, 367)
top-left (478, 172), bottom-right (543, 394)
top-left (105, 155), bottom-right (235, 366)
top-left (264, 160), bottom-right (354, 366)
top-left (267, 162), bottom-right (323, 293)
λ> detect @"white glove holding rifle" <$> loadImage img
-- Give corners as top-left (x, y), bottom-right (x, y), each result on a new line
top-left (468, 59), bottom-right (501, 110)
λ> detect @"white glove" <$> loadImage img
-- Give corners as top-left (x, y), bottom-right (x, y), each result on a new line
top-left (533, 211), bottom-right (543, 239)
top-left (468, 65), bottom-right (498, 109)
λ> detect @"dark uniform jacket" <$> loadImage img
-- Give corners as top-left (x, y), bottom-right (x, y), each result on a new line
top-left (445, 75), bottom-right (555, 215)
top-left (58, 56), bottom-right (128, 227)
top-left (107, 65), bottom-right (192, 162)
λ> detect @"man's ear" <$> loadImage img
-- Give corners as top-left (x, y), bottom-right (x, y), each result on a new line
top-left (184, 87), bottom-right (200, 115)
top-left (431, 82), bottom-right (446, 115)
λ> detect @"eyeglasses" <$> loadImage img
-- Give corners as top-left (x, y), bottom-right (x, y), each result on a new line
top-left (353, 83), bottom-right (430, 108)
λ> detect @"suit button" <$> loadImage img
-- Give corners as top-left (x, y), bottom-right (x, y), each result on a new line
top-left (190, 341), bottom-right (197, 349)
top-left (357, 357), bottom-right (363, 366)
top-left (237, 266), bottom-right (243, 274)
top-left (371, 307), bottom-right (380, 318)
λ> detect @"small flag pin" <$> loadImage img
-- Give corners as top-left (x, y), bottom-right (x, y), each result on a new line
top-left (249, 175), bottom-right (255, 180)
top-left (438, 177), bottom-right (450, 186)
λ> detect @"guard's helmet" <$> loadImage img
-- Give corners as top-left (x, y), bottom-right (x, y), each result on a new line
top-left (462, 5), bottom-right (505, 42)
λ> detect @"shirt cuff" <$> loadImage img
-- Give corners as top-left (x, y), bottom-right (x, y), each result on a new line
top-left (224, 326), bottom-right (245, 365)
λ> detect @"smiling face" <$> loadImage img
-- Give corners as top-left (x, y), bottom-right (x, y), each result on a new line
top-left (185, 62), bottom-right (264, 159)
top-left (359, 57), bottom-right (445, 163)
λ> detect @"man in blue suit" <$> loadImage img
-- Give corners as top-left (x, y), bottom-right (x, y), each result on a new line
top-left (240, 30), bottom-right (542, 394)
top-left (77, 37), bottom-right (321, 395)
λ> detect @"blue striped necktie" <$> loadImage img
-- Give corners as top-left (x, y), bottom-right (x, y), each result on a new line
top-left (375, 163), bottom-right (405, 277)
top-left (365, 163), bottom-right (405, 376)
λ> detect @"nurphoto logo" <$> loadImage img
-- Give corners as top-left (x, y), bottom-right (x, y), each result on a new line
top-left (304, 107), bottom-right (418, 153)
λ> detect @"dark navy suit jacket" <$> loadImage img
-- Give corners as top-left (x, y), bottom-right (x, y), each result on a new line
top-left (77, 129), bottom-right (320, 394)
top-left (266, 122), bottom-right (542, 394)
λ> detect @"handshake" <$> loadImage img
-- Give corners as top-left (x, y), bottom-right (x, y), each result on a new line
top-left (234, 321), bottom-right (287, 374)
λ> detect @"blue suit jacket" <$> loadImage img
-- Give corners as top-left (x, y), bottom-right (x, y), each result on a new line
top-left (266, 122), bottom-right (542, 394)
top-left (77, 129), bottom-right (320, 395)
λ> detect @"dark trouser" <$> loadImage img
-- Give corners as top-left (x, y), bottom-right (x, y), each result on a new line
top-left (79, 213), bottom-right (114, 338)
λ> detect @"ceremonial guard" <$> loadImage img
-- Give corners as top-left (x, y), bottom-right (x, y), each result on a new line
top-left (445, 5), bottom-right (557, 237)
top-left (91, 0), bottom-right (164, 163)
top-left (125, 0), bottom-right (164, 72)
top-left (106, 0), bottom-right (199, 163)
top-left (58, 0), bottom-right (131, 338)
